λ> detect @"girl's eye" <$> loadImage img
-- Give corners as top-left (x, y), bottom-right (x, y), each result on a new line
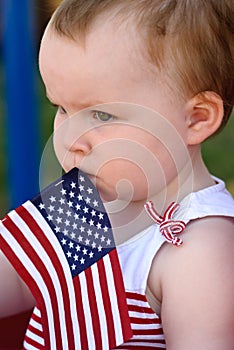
top-left (57, 106), bottom-right (67, 115)
top-left (92, 111), bottom-right (114, 122)
top-left (51, 103), bottom-right (67, 115)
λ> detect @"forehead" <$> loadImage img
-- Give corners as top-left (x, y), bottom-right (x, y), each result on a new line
top-left (39, 15), bottom-right (149, 88)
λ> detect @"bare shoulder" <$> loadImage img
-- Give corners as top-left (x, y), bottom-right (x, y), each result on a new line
top-left (148, 216), bottom-right (234, 350)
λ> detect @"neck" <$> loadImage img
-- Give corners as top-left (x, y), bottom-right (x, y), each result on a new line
top-left (105, 147), bottom-right (214, 245)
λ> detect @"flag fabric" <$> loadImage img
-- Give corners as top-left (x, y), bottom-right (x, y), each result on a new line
top-left (0, 168), bottom-right (132, 349)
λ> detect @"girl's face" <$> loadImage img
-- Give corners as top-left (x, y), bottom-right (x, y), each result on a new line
top-left (39, 17), bottom-right (190, 205)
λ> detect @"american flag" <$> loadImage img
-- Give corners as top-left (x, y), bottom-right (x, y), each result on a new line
top-left (0, 168), bottom-right (132, 349)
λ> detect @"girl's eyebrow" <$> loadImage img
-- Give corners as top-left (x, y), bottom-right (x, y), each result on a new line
top-left (45, 93), bottom-right (105, 110)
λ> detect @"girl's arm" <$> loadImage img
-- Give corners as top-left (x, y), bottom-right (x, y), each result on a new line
top-left (0, 250), bottom-right (35, 318)
top-left (150, 216), bottom-right (234, 350)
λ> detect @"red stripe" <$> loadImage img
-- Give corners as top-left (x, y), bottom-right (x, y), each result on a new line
top-left (110, 250), bottom-right (133, 341)
top-left (85, 267), bottom-right (103, 349)
top-left (126, 292), bottom-right (148, 302)
top-left (30, 310), bottom-right (42, 324)
top-left (0, 219), bottom-right (52, 349)
top-left (97, 258), bottom-right (116, 348)
top-left (133, 328), bottom-right (164, 336)
top-left (127, 303), bottom-right (155, 314)
top-left (27, 323), bottom-right (43, 338)
top-left (130, 317), bottom-right (160, 325)
top-left (18, 205), bottom-right (76, 350)
top-left (73, 276), bottom-right (89, 350)
top-left (23, 335), bottom-right (45, 349)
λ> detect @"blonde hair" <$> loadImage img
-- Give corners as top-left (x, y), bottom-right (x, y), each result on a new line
top-left (51, 0), bottom-right (234, 130)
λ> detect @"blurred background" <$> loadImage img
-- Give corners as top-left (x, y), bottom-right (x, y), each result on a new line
top-left (0, 0), bottom-right (233, 348)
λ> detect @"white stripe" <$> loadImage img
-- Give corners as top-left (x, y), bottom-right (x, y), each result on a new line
top-left (91, 262), bottom-right (109, 350)
top-left (79, 271), bottom-right (96, 349)
top-left (0, 223), bottom-right (56, 347)
top-left (23, 201), bottom-right (81, 349)
top-left (8, 209), bottom-right (68, 350)
top-left (131, 323), bottom-right (162, 330)
top-left (29, 317), bottom-right (43, 332)
top-left (23, 340), bottom-right (41, 350)
top-left (126, 298), bottom-right (150, 308)
top-left (24, 329), bottom-right (45, 345)
top-left (132, 334), bottom-right (165, 340)
top-left (33, 306), bottom-right (41, 317)
top-left (128, 310), bottom-right (158, 319)
top-left (104, 254), bottom-right (124, 346)
top-left (121, 341), bottom-right (166, 348)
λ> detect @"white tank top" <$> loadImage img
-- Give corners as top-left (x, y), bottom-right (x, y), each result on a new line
top-left (24, 177), bottom-right (234, 349)
top-left (115, 177), bottom-right (234, 349)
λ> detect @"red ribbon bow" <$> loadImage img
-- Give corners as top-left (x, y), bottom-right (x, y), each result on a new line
top-left (144, 201), bottom-right (186, 246)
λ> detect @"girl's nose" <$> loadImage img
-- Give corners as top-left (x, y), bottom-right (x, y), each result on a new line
top-left (60, 115), bottom-right (92, 155)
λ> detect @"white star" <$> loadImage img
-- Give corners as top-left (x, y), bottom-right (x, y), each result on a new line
top-left (76, 245), bottom-right (81, 251)
top-left (80, 226), bottom-right (85, 233)
top-left (91, 210), bottom-right (96, 217)
top-left (80, 257), bottom-right (85, 264)
top-left (98, 213), bottom-right (104, 220)
top-left (100, 235), bottom-right (105, 242)
top-left (60, 189), bottom-right (66, 195)
top-left (74, 214), bottom-right (79, 220)
top-left (76, 204), bottom-right (81, 211)
top-left (66, 210), bottom-right (71, 217)
top-left (79, 185), bottom-right (84, 191)
top-left (71, 182), bottom-right (76, 189)
top-left (70, 232), bottom-right (76, 239)
top-left (79, 175), bottom-right (85, 182)
top-left (87, 187), bottom-right (93, 194)
top-left (65, 219), bottom-right (70, 226)
top-left (87, 229), bottom-right (92, 236)
top-left (78, 194), bottom-right (83, 201)
top-left (57, 207), bottom-right (64, 214)
top-left (69, 191), bottom-right (75, 198)
top-left (94, 232), bottom-right (99, 239)
top-left (78, 235), bottom-right (83, 242)
top-left (67, 251), bottom-right (72, 258)
top-left (98, 245), bottom-right (102, 252)
top-left (61, 238), bottom-right (67, 245)
top-left (72, 223), bottom-right (78, 229)
top-left (49, 196), bottom-right (56, 203)
top-left (48, 205), bottom-right (55, 212)
top-left (81, 216), bottom-right (87, 223)
top-left (83, 248), bottom-right (88, 255)
top-left (39, 203), bottom-right (45, 210)
top-left (106, 238), bottom-right (111, 245)
top-left (89, 219), bottom-right (94, 226)
top-left (89, 251), bottom-right (94, 258)
top-left (68, 201), bottom-right (73, 207)
top-left (47, 214), bottom-right (53, 221)
top-left (92, 242), bottom-right (96, 248)
top-left (103, 226), bottom-right (108, 232)
top-left (63, 229), bottom-right (69, 236)
top-left (96, 222), bottom-right (102, 230)
top-left (71, 264), bottom-right (76, 270)
top-left (93, 200), bottom-right (98, 207)
top-left (85, 197), bottom-right (91, 204)
top-left (56, 217), bottom-right (62, 224)
top-left (59, 198), bottom-right (65, 205)
top-left (85, 239), bottom-right (90, 245)
top-left (74, 254), bottom-right (79, 261)
top-left (69, 241), bottom-right (74, 248)
top-left (83, 207), bottom-right (89, 214)
top-left (55, 226), bottom-right (60, 233)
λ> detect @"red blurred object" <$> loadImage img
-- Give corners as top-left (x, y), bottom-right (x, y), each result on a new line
top-left (0, 310), bottom-right (32, 350)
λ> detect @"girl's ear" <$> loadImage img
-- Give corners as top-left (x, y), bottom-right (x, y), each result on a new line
top-left (186, 91), bottom-right (224, 145)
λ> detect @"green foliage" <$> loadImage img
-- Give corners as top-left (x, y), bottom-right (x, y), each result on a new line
top-left (0, 67), bottom-right (233, 216)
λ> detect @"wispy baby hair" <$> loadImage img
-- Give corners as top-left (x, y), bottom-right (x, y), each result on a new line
top-left (51, 0), bottom-right (234, 130)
